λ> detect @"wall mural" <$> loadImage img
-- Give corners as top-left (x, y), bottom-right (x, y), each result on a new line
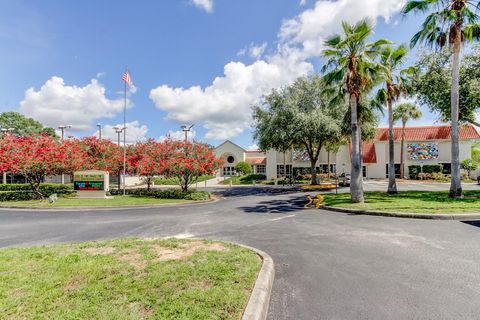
top-left (407, 143), bottom-right (439, 160)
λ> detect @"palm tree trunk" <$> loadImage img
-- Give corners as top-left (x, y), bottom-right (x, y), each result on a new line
top-left (350, 94), bottom-right (364, 203)
top-left (449, 38), bottom-right (463, 198)
top-left (400, 121), bottom-right (406, 179)
top-left (387, 100), bottom-right (397, 194)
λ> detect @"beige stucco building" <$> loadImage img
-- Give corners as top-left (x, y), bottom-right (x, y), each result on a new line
top-left (215, 125), bottom-right (480, 180)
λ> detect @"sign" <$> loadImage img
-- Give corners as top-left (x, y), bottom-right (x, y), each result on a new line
top-left (73, 170), bottom-right (109, 198)
top-left (74, 181), bottom-right (104, 191)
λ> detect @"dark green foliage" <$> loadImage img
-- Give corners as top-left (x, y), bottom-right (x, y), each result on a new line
top-left (408, 164), bottom-right (443, 179)
top-left (0, 184), bottom-right (74, 201)
top-left (235, 161), bottom-right (252, 175)
top-left (109, 188), bottom-right (210, 200)
top-left (461, 158), bottom-right (478, 171)
top-left (240, 174), bottom-right (266, 183)
top-left (0, 112), bottom-right (57, 137)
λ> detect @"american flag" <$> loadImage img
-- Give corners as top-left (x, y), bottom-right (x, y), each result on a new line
top-left (122, 71), bottom-right (133, 87)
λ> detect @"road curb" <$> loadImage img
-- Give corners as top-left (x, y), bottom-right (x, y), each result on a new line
top-left (239, 244), bottom-right (275, 320)
top-left (0, 197), bottom-right (220, 212)
top-left (321, 205), bottom-right (480, 220)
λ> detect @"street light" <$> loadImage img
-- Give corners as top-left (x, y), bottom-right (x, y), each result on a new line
top-left (97, 123), bottom-right (102, 140)
top-left (180, 124), bottom-right (194, 143)
top-left (113, 126), bottom-right (125, 190)
top-left (57, 125), bottom-right (72, 141)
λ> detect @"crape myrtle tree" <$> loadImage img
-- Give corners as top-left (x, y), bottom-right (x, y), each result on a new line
top-left (253, 76), bottom-right (345, 185)
top-left (163, 139), bottom-right (222, 192)
top-left (393, 102), bottom-right (422, 179)
top-left (373, 44), bottom-right (417, 194)
top-left (128, 139), bottom-right (171, 191)
top-left (403, 0), bottom-right (480, 198)
top-left (0, 134), bottom-right (66, 198)
top-left (322, 19), bottom-right (389, 203)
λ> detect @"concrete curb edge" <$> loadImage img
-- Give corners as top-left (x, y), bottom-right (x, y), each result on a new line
top-left (239, 244), bottom-right (275, 320)
top-left (321, 205), bottom-right (480, 220)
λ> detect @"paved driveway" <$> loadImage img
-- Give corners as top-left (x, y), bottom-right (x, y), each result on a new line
top-left (1, 188), bottom-right (480, 319)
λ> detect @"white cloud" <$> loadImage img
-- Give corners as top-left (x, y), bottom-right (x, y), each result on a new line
top-left (20, 76), bottom-right (131, 131)
top-left (150, 0), bottom-right (406, 140)
top-left (247, 144), bottom-right (259, 151)
top-left (96, 121), bottom-right (148, 144)
top-left (191, 0), bottom-right (214, 13)
top-left (238, 42), bottom-right (268, 59)
top-left (159, 129), bottom-right (197, 142)
top-left (299, 0), bottom-right (307, 6)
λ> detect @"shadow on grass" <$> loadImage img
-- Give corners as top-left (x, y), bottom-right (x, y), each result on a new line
top-left (238, 196), bottom-right (307, 214)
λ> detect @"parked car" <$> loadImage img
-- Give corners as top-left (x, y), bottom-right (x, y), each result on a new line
top-left (338, 173), bottom-right (351, 187)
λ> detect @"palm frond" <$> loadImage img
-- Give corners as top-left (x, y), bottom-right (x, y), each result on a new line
top-left (464, 23), bottom-right (480, 41)
top-left (402, 0), bottom-right (441, 14)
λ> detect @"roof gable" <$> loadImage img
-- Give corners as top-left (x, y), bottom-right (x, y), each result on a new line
top-left (215, 140), bottom-right (246, 152)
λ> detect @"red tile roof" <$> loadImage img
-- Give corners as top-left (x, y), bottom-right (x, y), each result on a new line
top-left (376, 125), bottom-right (480, 142)
top-left (362, 142), bottom-right (377, 164)
top-left (246, 157), bottom-right (267, 165)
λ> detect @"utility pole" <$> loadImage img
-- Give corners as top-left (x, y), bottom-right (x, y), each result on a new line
top-left (181, 124), bottom-right (194, 143)
top-left (57, 125), bottom-right (71, 184)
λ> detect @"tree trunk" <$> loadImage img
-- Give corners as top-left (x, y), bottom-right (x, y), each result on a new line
top-left (400, 121), bottom-right (406, 179)
top-left (147, 177), bottom-right (151, 192)
top-left (350, 94), bottom-right (364, 203)
top-left (387, 99), bottom-right (398, 194)
top-left (310, 159), bottom-right (318, 185)
top-left (449, 38), bottom-right (463, 198)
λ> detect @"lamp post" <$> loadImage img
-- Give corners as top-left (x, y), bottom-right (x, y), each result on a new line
top-left (97, 123), bottom-right (102, 140)
top-left (180, 124), bottom-right (194, 143)
top-left (0, 128), bottom-right (14, 184)
top-left (57, 125), bottom-right (71, 184)
top-left (113, 126), bottom-right (124, 191)
top-left (420, 161), bottom-right (424, 180)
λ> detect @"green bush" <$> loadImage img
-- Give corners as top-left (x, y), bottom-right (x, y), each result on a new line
top-left (109, 188), bottom-right (210, 200)
top-left (461, 158), bottom-right (478, 171)
top-left (235, 161), bottom-right (252, 175)
top-left (408, 164), bottom-right (443, 179)
top-left (0, 191), bottom-right (38, 201)
top-left (240, 174), bottom-right (266, 183)
top-left (0, 184), bottom-right (75, 202)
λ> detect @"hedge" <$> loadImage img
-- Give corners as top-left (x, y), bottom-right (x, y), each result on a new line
top-left (408, 164), bottom-right (443, 179)
top-left (0, 184), bottom-right (75, 202)
top-left (109, 188), bottom-right (211, 200)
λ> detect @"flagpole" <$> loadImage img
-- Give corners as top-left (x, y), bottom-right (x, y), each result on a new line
top-left (123, 66), bottom-right (127, 196)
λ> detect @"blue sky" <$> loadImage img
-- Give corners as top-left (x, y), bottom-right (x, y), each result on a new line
top-left (0, 0), bottom-right (436, 149)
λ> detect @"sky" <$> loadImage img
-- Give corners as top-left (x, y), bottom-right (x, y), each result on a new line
top-left (0, 0), bottom-right (439, 149)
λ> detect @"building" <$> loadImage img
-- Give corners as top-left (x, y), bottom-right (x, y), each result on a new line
top-left (215, 125), bottom-right (480, 180)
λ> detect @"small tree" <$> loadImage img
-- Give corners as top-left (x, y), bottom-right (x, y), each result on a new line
top-left (129, 139), bottom-right (170, 191)
top-left (0, 134), bottom-right (65, 198)
top-left (163, 140), bottom-right (222, 192)
top-left (235, 161), bottom-right (252, 175)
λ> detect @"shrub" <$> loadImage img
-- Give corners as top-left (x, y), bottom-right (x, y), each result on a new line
top-left (0, 191), bottom-right (38, 202)
top-left (461, 158), bottom-right (478, 171)
top-left (408, 164), bottom-right (443, 179)
top-left (239, 174), bottom-right (266, 183)
top-left (235, 161), bottom-right (253, 175)
top-left (0, 184), bottom-right (75, 201)
top-left (109, 188), bottom-right (210, 200)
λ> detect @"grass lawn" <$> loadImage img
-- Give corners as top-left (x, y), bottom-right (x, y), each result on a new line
top-left (0, 238), bottom-right (261, 320)
top-left (0, 196), bottom-right (191, 207)
top-left (323, 190), bottom-right (480, 214)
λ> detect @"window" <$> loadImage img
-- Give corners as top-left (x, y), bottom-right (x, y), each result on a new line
top-left (363, 166), bottom-right (367, 178)
top-left (319, 164), bottom-right (336, 174)
top-left (441, 163), bottom-right (451, 175)
top-left (255, 165), bottom-right (266, 174)
top-left (227, 156), bottom-right (235, 164)
top-left (277, 165), bottom-right (292, 178)
top-left (222, 167), bottom-right (235, 176)
top-left (385, 164), bottom-right (402, 178)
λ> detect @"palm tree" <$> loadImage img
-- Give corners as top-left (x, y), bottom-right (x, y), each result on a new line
top-left (373, 44), bottom-right (416, 194)
top-left (403, 0), bottom-right (480, 198)
top-left (322, 19), bottom-right (389, 203)
top-left (393, 103), bottom-right (423, 179)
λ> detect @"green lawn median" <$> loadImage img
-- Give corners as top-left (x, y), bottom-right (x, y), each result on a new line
top-left (0, 196), bottom-right (192, 207)
top-left (323, 190), bottom-right (480, 214)
top-left (0, 238), bottom-right (261, 319)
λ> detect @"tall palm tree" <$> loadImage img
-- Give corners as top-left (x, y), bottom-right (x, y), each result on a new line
top-left (373, 44), bottom-right (416, 194)
top-left (393, 103), bottom-right (423, 179)
top-left (322, 19), bottom-right (389, 203)
top-left (403, 0), bottom-right (480, 198)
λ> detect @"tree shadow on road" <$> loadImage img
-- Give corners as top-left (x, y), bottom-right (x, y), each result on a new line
top-left (462, 220), bottom-right (480, 229)
top-left (237, 196), bottom-right (308, 214)
top-left (212, 187), bottom-right (300, 199)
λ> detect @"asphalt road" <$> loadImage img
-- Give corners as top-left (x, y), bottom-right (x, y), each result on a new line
top-left (1, 187), bottom-right (480, 320)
